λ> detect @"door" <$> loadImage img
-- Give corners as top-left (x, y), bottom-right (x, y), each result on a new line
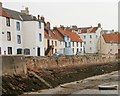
top-left (37, 47), bottom-right (40, 56)
top-left (118, 49), bottom-right (120, 54)
top-left (47, 39), bottom-right (50, 48)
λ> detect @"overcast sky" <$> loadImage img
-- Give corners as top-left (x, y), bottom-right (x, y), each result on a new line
top-left (1, 0), bottom-right (118, 31)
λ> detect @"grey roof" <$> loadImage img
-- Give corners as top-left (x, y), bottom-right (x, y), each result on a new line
top-left (3, 8), bottom-right (38, 21)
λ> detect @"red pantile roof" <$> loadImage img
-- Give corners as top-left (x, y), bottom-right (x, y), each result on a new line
top-left (102, 33), bottom-right (120, 44)
top-left (53, 30), bottom-right (64, 41)
top-left (44, 29), bottom-right (64, 41)
top-left (91, 27), bottom-right (98, 33)
top-left (56, 27), bottom-right (83, 42)
top-left (0, 9), bottom-right (11, 18)
top-left (44, 30), bottom-right (57, 39)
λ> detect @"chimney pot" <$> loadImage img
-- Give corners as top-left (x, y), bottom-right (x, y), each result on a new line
top-left (38, 15), bottom-right (40, 20)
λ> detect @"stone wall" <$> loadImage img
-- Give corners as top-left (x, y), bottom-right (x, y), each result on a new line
top-left (1, 54), bottom-right (118, 75)
top-left (26, 54), bottom-right (118, 71)
top-left (2, 55), bottom-right (27, 75)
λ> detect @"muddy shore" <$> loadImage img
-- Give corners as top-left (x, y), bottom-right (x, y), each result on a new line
top-left (2, 61), bottom-right (119, 95)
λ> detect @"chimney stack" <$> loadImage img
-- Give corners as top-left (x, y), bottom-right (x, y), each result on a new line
top-left (21, 7), bottom-right (29, 15)
top-left (41, 16), bottom-right (45, 23)
top-left (98, 23), bottom-right (101, 28)
top-left (46, 22), bottom-right (50, 30)
top-left (38, 15), bottom-right (40, 20)
top-left (0, 2), bottom-right (2, 16)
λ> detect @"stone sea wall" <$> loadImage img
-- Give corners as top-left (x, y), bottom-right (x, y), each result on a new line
top-left (1, 54), bottom-right (118, 75)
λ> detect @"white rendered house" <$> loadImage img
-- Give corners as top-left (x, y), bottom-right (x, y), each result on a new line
top-left (77, 24), bottom-right (102, 54)
top-left (0, 3), bottom-right (45, 56)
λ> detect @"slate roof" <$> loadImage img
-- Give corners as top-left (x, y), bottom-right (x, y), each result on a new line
top-left (2, 8), bottom-right (38, 21)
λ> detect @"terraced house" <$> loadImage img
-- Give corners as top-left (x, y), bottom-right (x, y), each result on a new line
top-left (77, 23), bottom-right (102, 54)
top-left (98, 33), bottom-right (120, 55)
top-left (44, 22), bottom-right (65, 56)
top-left (54, 26), bottom-right (83, 55)
top-left (0, 2), bottom-right (45, 56)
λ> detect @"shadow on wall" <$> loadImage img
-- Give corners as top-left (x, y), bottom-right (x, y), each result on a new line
top-left (2, 55), bottom-right (27, 75)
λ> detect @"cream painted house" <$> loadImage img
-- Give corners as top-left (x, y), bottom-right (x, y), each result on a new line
top-left (98, 33), bottom-right (120, 55)
top-left (44, 24), bottom-right (65, 56)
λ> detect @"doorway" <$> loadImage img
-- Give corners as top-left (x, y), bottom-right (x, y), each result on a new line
top-left (37, 47), bottom-right (40, 56)
top-left (47, 39), bottom-right (50, 48)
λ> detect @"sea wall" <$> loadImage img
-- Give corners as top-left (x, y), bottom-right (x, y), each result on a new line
top-left (1, 54), bottom-right (118, 75)
top-left (2, 55), bottom-right (27, 75)
top-left (26, 54), bottom-right (118, 71)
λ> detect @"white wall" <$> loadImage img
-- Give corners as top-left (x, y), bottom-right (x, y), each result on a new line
top-left (23, 21), bottom-right (44, 56)
top-left (79, 27), bottom-right (102, 53)
top-left (71, 41), bottom-right (84, 55)
top-left (0, 16), bottom-right (23, 55)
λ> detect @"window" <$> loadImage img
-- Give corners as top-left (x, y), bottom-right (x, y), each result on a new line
top-left (17, 35), bottom-right (21, 44)
top-left (16, 22), bottom-right (20, 31)
top-left (39, 21), bottom-right (41, 29)
top-left (7, 32), bottom-right (11, 41)
top-left (80, 42), bottom-right (82, 47)
top-left (39, 33), bottom-right (42, 41)
top-left (8, 47), bottom-right (12, 54)
top-left (73, 42), bottom-right (74, 47)
top-left (77, 42), bottom-right (79, 47)
top-left (77, 48), bottom-right (79, 52)
top-left (65, 42), bottom-right (67, 47)
top-left (17, 48), bottom-right (22, 54)
top-left (80, 48), bottom-right (82, 52)
top-left (84, 41), bottom-right (86, 44)
top-left (6, 17), bottom-right (10, 26)
top-left (52, 40), bottom-right (54, 45)
top-left (84, 35), bottom-right (86, 39)
top-left (90, 35), bottom-right (92, 38)
top-left (90, 41), bottom-right (92, 43)
top-left (24, 48), bottom-right (30, 55)
top-left (96, 35), bottom-right (98, 38)
top-left (55, 41), bottom-right (57, 46)
top-left (69, 42), bottom-right (71, 47)
top-left (73, 48), bottom-right (74, 53)
top-left (90, 47), bottom-right (92, 50)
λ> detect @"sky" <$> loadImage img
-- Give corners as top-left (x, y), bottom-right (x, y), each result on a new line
top-left (1, 0), bottom-right (119, 31)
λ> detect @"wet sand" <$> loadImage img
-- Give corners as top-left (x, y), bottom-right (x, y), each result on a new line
top-left (23, 71), bottom-right (119, 95)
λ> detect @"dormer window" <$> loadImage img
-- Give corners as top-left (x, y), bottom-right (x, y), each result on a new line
top-left (6, 17), bottom-right (10, 26)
